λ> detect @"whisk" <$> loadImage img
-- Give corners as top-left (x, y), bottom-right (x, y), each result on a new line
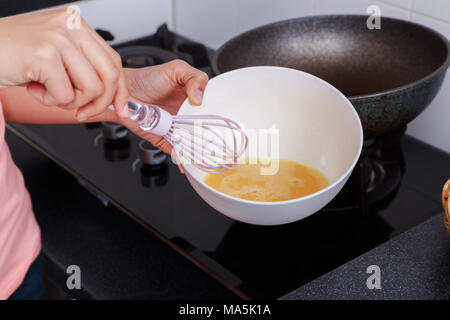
top-left (126, 101), bottom-right (248, 173)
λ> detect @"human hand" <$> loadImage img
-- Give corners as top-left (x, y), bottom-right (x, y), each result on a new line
top-left (116, 60), bottom-right (209, 154)
top-left (0, 9), bottom-right (128, 120)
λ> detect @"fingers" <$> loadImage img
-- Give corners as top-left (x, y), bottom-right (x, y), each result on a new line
top-left (102, 49), bottom-right (128, 118)
top-left (75, 36), bottom-right (121, 121)
top-left (171, 60), bottom-right (209, 105)
top-left (86, 27), bottom-right (129, 118)
top-left (27, 46), bottom-right (74, 106)
top-left (3, 9), bottom-right (128, 120)
top-left (60, 42), bottom-right (104, 110)
top-left (112, 62), bottom-right (130, 118)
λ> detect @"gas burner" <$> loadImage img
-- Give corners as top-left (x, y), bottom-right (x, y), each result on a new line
top-left (116, 45), bottom-right (178, 68)
top-left (363, 157), bottom-right (386, 193)
top-left (113, 24), bottom-right (213, 75)
top-left (324, 127), bottom-right (407, 214)
top-left (325, 157), bottom-right (403, 213)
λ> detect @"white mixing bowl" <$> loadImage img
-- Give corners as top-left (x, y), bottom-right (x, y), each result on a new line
top-left (177, 66), bottom-right (363, 225)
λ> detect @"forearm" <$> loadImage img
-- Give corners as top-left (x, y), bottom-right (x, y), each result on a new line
top-left (0, 86), bottom-right (117, 124)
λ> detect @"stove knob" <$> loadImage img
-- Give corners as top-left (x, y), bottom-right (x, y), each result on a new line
top-left (102, 122), bottom-right (128, 140)
top-left (139, 140), bottom-right (167, 165)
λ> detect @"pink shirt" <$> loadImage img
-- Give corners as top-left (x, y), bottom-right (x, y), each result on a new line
top-left (0, 101), bottom-right (41, 299)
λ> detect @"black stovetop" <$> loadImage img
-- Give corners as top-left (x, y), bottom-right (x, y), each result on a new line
top-left (7, 25), bottom-right (449, 299)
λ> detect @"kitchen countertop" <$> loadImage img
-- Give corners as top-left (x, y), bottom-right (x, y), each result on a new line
top-left (6, 129), bottom-right (450, 300)
top-left (281, 212), bottom-right (450, 300)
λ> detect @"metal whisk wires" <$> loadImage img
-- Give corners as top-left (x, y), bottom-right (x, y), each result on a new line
top-left (127, 102), bottom-right (248, 173)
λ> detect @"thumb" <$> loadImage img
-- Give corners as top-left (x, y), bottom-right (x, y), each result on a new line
top-left (173, 61), bottom-right (208, 105)
top-left (186, 72), bottom-right (208, 106)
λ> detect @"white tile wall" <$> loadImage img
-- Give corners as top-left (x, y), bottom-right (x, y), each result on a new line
top-left (56, 0), bottom-right (173, 45)
top-left (313, 0), bottom-right (409, 19)
top-left (174, 0), bottom-right (314, 49)
top-left (380, 0), bottom-right (412, 10)
top-left (407, 13), bottom-right (450, 152)
top-left (173, 0), bottom-right (413, 48)
top-left (413, 0), bottom-right (450, 22)
top-left (173, 0), bottom-right (450, 153)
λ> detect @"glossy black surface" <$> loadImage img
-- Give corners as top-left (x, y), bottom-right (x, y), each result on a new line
top-left (7, 26), bottom-right (450, 299)
top-left (6, 130), bottom-right (238, 300)
top-left (8, 121), bottom-right (448, 298)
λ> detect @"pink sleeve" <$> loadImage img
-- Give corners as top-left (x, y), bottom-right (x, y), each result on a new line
top-left (0, 100), bottom-right (41, 299)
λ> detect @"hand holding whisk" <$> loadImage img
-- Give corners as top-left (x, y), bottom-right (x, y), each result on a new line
top-left (126, 101), bottom-right (248, 173)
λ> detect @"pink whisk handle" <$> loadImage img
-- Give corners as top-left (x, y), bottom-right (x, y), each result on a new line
top-left (125, 101), bottom-right (248, 174)
top-left (127, 102), bottom-right (173, 136)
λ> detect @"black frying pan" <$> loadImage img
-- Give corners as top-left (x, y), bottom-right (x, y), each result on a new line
top-left (212, 15), bottom-right (450, 138)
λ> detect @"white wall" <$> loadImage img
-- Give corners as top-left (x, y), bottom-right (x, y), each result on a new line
top-left (57, 0), bottom-right (173, 45)
top-left (171, 0), bottom-right (450, 153)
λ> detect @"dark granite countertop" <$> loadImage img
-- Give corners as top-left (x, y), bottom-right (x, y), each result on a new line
top-left (6, 129), bottom-right (450, 300)
top-left (281, 212), bottom-right (450, 300)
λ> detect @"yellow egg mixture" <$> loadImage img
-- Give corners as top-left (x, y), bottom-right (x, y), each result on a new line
top-left (204, 159), bottom-right (330, 202)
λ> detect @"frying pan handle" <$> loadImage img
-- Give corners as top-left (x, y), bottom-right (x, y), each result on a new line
top-left (443, 178), bottom-right (450, 235)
